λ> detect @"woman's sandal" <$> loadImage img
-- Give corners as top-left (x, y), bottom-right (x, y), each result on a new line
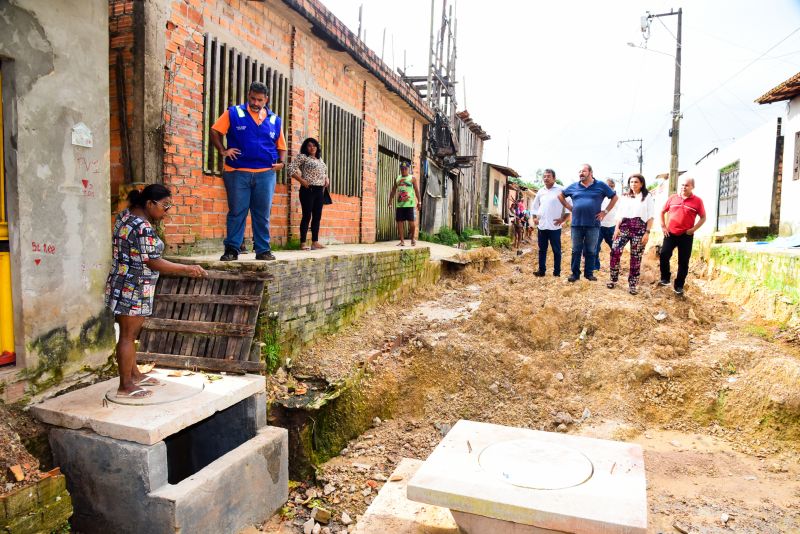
top-left (311, 243), bottom-right (325, 250)
top-left (136, 375), bottom-right (161, 387)
top-left (116, 387), bottom-right (152, 399)
top-left (410, 240), bottom-right (416, 247)
top-left (606, 282), bottom-right (616, 289)
top-left (396, 242), bottom-right (405, 247)
top-left (301, 244), bottom-right (311, 251)
top-left (629, 287), bottom-right (638, 295)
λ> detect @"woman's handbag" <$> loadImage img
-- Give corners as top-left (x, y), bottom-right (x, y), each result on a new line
top-left (323, 187), bottom-right (333, 205)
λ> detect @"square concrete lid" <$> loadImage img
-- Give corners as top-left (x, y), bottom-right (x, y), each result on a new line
top-left (406, 420), bottom-right (647, 533)
top-left (30, 370), bottom-right (264, 445)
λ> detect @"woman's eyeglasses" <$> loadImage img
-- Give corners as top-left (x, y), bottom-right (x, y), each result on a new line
top-left (155, 200), bottom-right (173, 211)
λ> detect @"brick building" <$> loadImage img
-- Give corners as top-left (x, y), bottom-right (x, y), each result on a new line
top-left (109, 0), bottom-right (436, 253)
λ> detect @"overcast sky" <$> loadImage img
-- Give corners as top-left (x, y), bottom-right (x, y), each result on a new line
top-left (323, 0), bottom-right (800, 184)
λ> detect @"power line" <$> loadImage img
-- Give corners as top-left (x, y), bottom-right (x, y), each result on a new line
top-left (684, 25), bottom-right (800, 112)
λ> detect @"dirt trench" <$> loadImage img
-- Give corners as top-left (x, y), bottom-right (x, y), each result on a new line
top-left (263, 238), bottom-right (800, 534)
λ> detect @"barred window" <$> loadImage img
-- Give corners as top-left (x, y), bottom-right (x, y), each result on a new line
top-left (319, 98), bottom-right (363, 197)
top-left (202, 34), bottom-right (290, 181)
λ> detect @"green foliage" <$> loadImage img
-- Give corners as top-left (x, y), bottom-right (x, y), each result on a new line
top-left (272, 238), bottom-right (302, 251)
top-left (479, 235), bottom-right (511, 249)
top-left (460, 227), bottom-right (480, 241)
top-left (263, 311), bottom-right (281, 373)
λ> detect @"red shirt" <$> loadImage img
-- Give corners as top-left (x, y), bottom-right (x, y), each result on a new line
top-left (662, 194), bottom-right (705, 235)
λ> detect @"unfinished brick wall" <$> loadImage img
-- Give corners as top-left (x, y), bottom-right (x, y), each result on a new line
top-left (109, 0), bottom-right (430, 252)
top-left (108, 0), bottom-right (136, 214)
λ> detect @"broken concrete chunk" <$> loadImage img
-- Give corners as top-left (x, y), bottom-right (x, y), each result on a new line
top-left (553, 412), bottom-right (573, 425)
top-left (672, 520), bottom-right (690, 534)
top-left (654, 310), bottom-right (668, 321)
top-left (340, 512), bottom-right (352, 525)
top-left (555, 372), bottom-right (564, 381)
top-left (312, 506), bottom-right (331, 524)
top-left (9, 464), bottom-right (25, 482)
top-left (303, 518), bottom-right (315, 534)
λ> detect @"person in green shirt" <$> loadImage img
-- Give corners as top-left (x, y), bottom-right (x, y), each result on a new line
top-left (387, 161), bottom-right (422, 246)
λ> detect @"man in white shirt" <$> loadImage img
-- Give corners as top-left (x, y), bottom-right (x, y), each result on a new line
top-left (531, 169), bottom-right (570, 277)
top-left (593, 178), bottom-right (619, 271)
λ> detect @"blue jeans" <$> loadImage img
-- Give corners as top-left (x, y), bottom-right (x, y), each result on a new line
top-left (594, 226), bottom-right (615, 270)
top-left (222, 169), bottom-right (276, 254)
top-left (570, 226), bottom-right (600, 278)
top-left (537, 228), bottom-right (562, 275)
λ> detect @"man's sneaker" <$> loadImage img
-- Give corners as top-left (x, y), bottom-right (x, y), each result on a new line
top-left (534, 271), bottom-right (546, 277)
top-left (585, 275), bottom-right (598, 281)
top-left (220, 247), bottom-right (239, 261)
top-left (658, 279), bottom-right (670, 286)
top-left (553, 273), bottom-right (561, 277)
top-left (567, 275), bottom-right (578, 283)
top-left (673, 286), bottom-right (684, 295)
top-left (255, 251), bottom-right (276, 261)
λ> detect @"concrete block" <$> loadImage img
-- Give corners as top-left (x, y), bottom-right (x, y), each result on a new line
top-left (355, 458), bottom-right (458, 534)
top-left (31, 372), bottom-right (265, 445)
top-left (407, 420), bottom-right (647, 534)
top-left (50, 425), bottom-right (287, 534)
top-left (3, 485), bottom-right (37, 517)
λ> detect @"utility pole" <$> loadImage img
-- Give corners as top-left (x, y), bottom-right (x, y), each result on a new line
top-left (617, 138), bottom-right (643, 174)
top-left (642, 8), bottom-right (682, 193)
top-left (357, 4), bottom-right (363, 40)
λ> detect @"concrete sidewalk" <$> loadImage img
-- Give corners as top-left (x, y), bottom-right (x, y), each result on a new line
top-left (174, 240), bottom-right (464, 263)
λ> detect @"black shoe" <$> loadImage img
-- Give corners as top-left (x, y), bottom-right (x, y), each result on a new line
top-left (534, 271), bottom-right (546, 277)
top-left (567, 275), bottom-right (578, 283)
top-left (553, 273), bottom-right (560, 277)
top-left (673, 286), bottom-right (684, 295)
top-left (658, 279), bottom-right (670, 286)
top-left (255, 251), bottom-right (276, 261)
top-left (585, 275), bottom-right (598, 281)
top-left (220, 247), bottom-right (239, 261)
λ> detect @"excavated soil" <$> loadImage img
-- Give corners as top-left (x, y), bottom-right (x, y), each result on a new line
top-left (263, 238), bottom-right (800, 534)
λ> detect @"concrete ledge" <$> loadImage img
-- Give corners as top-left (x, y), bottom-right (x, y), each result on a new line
top-left (31, 371), bottom-right (265, 445)
top-left (150, 426), bottom-right (288, 534)
top-left (355, 458), bottom-right (458, 534)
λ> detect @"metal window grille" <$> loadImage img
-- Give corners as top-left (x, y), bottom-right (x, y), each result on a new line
top-left (202, 34), bottom-right (290, 182)
top-left (375, 131), bottom-right (413, 241)
top-left (717, 161), bottom-right (739, 231)
top-left (319, 98), bottom-right (363, 197)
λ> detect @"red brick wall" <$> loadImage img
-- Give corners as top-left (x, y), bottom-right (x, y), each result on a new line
top-left (111, 0), bottom-right (427, 251)
top-left (108, 0), bottom-right (135, 215)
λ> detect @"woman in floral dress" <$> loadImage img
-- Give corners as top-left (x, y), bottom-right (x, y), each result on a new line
top-left (106, 184), bottom-right (206, 398)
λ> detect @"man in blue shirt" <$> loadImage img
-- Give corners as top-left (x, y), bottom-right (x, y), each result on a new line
top-left (558, 164), bottom-right (617, 282)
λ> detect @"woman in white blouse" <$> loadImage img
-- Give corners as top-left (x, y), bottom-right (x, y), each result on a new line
top-left (607, 174), bottom-right (655, 295)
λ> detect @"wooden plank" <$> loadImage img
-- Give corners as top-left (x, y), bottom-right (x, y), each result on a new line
top-left (154, 277), bottom-right (177, 355)
top-left (155, 294), bottom-right (262, 305)
top-left (136, 352), bottom-right (264, 373)
top-left (194, 277), bottom-right (219, 357)
top-left (142, 318), bottom-right (255, 337)
top-left (159, 269), bottom-right (272, 281)
top-left (182, 276), bottom-right (208, 356)
top-left (173, 277), bottom-right (197, 356)
top-left (206, 278), bottom-right (229, 356)
top-left (239, 280), bottom-right (265, 361)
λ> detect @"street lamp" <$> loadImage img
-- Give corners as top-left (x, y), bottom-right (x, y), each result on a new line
top-left (640, 8), bottom-right (682, 194)
top-left (618, 138), bottom-right (643, 174)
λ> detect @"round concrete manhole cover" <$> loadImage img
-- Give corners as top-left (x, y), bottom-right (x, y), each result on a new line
top-left (105, 375), bottom-right (205, 406)
top-left (478, 439), bottom-right (594, 490)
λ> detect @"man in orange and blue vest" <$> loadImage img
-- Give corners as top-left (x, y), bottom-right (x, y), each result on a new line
top-left (210, 81), bottom-right (287, 261)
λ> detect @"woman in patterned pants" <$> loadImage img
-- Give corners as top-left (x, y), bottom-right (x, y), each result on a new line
top-left (607, 174), bottom-right (655, 295)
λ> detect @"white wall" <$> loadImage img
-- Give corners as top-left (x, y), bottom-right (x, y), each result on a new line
top-left (678, 117), bottom-right (780, 237)
top-left (781, 97), bottom-right (800, 236)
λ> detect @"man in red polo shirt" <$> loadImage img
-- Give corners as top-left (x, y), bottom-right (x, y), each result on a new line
top-left (659, 176), bottom-right (706, 295)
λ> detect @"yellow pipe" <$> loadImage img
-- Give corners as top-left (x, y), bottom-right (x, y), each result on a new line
top-left (0, 252), bottom-right (14, 363)
top-left (0, 67), bottom-right (13, 365)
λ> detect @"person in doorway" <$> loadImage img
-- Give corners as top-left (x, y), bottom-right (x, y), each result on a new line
top-left (210, 81), bottom-right (287, 262)
top-left (593, 178), bottom-right (619, 272)
top-left (510, 197), bottom-right (526, 249)
top-left (558, 164), bottom-right (617, 282)
top-left (105, 185), bottom-right (206, 399)
top-left (607, 174), bottom-right (655, 295)
top-left (659, 176), bottom-right (706, 295)
top-left (531, 169), bottom-right (568, 277)
top-left (387, 161), bottom-right (422, 246)
top-left (288, 137), bottom-right (329, 251)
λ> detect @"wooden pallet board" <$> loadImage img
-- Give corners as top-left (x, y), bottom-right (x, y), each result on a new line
top-left (136, 269), bottom-right (270, 373)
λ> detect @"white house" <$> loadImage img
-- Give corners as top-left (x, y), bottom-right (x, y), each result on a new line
top-left (757, 71), bottom-right (800, 237)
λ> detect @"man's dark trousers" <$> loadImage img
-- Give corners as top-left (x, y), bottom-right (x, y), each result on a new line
top-left (570, 226), bottom-right (599, 279)
top-left (537, 228), bottom-right (562, 275)
top-left (660, 232), bottom-right (693, 289)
